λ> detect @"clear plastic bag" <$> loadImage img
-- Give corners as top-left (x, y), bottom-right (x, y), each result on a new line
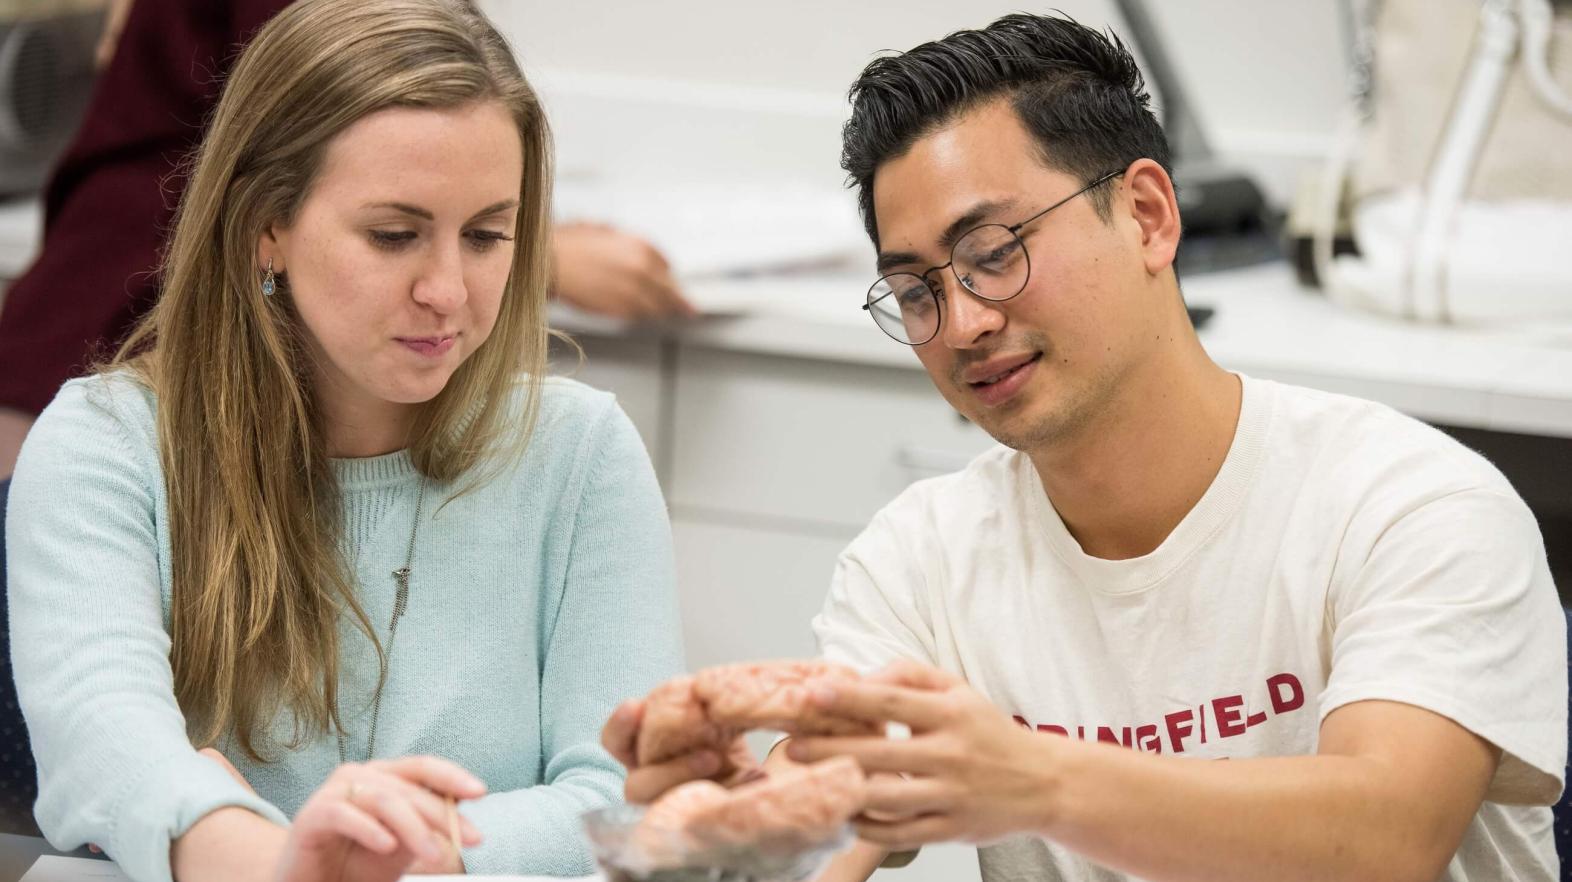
top-left (581, 804), bottom-right (855, 882)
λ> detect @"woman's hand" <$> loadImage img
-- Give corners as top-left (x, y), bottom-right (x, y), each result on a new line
top-left (272, 757), bottom-right (486, 882)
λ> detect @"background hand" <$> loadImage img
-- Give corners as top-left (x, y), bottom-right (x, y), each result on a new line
top-left (552, 223), bottom-right (696, 320)
top-left (93, 0), bottom-right (135, 69)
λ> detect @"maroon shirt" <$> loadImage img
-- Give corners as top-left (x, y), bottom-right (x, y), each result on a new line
top-left (0, 0), bottom-right (291, 415)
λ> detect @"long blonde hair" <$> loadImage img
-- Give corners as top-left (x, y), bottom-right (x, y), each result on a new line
top-left (111, 0), bottom-right (553, 760)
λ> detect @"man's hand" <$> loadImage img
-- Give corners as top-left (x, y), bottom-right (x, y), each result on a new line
top-left (787, 660), bottom-right (1057, 849)
top-left (552, 223), bottom-right (696, 321)
top-left (602, 698), bottom-right (761, 804)
top-left (793, 659), bottom-right (1502, 882)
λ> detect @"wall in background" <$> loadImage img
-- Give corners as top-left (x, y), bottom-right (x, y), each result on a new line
top-left (477, 0), bottom-right (1348, 204)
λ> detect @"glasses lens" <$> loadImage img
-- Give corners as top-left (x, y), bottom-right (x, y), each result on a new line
top-left (867, 274), bottom-right (938, 345)
top-left (953, 224), bottom-right (1029, 301)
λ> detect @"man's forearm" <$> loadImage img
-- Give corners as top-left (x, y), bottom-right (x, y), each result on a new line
top-left (1041, 743), bottom-right (1484, 882)
top-left (170, 806), bottom-right (287, 882)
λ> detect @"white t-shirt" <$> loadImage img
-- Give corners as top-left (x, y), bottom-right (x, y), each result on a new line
top-left (813, 374), bottom-right (1566, 882)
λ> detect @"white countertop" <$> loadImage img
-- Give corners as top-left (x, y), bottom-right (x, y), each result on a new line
top-left (556, 262), bottom-right (1572, 440)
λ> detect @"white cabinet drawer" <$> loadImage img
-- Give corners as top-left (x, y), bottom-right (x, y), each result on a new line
top-left (672, 517), bottom-right (847, 669)
top-left (550, 333), bottom-right (666, 482)
top-left (670, 347), bottom-right (995, 531)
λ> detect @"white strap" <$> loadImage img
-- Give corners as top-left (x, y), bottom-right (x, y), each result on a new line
top-left (1312, 111), bottom-right (1363, 309)
top-left (1519, 0), bottom-right (1572, 116)
top-left (1412, 0), bottom-right (1520, 321)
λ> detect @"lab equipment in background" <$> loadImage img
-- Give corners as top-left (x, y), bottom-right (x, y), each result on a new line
top-left (1111, 0), bottom-right (1281, 275)
top-left (0, 0), bottom-right (105, 198)
top-left (1313, 0), bottom-right (1572, 329)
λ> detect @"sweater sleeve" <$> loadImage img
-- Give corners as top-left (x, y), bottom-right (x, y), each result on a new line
top-left (458, 398), bottom-right (685, 876)
top-left (6, 381), bottom-right (288, 882)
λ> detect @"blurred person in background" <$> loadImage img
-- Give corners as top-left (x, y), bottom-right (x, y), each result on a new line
top-left (0, 0), bottom-right (690, 480)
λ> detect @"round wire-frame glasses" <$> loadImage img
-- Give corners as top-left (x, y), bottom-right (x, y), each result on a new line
top-left (862, 170), bottom-right (1123, 346)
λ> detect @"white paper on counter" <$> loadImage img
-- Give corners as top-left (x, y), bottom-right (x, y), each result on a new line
top-left (554, 181), bottom-right (866, 282)
top-left (19, 855), bottom-right (130, 882)
top-left (682, 272), bottom-right (865, 319)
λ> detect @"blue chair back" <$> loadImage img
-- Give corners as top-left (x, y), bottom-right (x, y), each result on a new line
top-left (0, 476), bottom-right (42, 836)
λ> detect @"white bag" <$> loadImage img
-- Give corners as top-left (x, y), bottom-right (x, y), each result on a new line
top-left (1317, 0), bottom-right (1572, 327)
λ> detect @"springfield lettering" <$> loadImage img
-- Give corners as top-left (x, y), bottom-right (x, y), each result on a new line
top-left (1012, 672), bottom-right (1306, 754)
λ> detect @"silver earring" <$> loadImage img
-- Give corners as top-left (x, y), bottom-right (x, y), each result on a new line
top-left (261, 258), bottom-right (276, 297)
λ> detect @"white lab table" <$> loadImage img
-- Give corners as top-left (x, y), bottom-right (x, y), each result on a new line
top-left (558, 261), bottom-right (1572, 441)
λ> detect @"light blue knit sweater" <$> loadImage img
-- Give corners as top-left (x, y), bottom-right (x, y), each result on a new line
top-left (5, 372), bottom-right (684, 882)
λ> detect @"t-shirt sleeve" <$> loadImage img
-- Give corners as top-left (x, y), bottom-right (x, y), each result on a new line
top-left (812, 500), bottom-right (942, 674)
top-left (1321, 486), bottom-right (1566, 805)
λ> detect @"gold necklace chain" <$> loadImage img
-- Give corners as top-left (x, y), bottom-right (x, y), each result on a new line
top-left (337, 476), bottom-right (427, 763)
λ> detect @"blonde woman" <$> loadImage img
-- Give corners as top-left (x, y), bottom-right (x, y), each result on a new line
top-left (4, 1), bottom-right (683, 880)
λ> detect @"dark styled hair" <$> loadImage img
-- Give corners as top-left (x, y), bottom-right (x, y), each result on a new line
top-left (841, 12), bottom-right (1173, 247)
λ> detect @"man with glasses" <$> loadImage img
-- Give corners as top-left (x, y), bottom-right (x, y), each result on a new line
top-left (604, 11), bottom-right (1564, 882)
top-left (860, 168), bottom-right (1122, 349)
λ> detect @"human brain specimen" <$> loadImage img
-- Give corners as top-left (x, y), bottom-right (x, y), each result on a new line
top-left (635, 660), bottom-right (875, 769)
top-left (632, 755), bottom-right (868, 869)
